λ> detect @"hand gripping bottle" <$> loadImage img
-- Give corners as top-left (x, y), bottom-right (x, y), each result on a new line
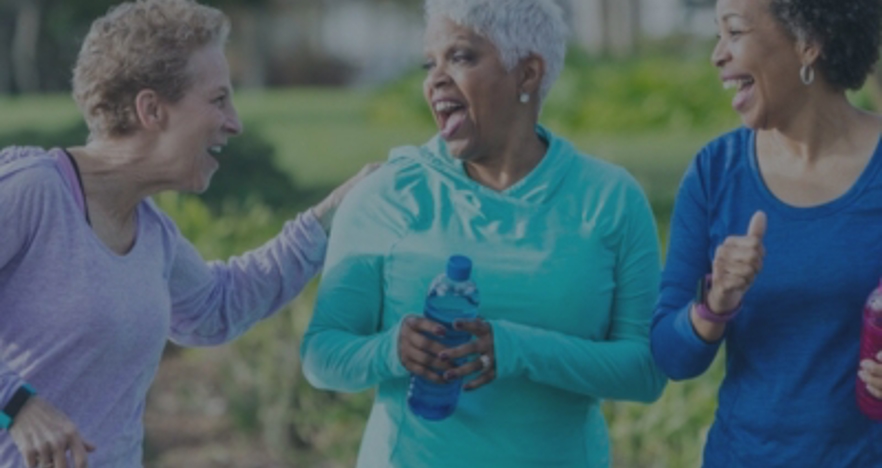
top-left (857, 281), bottom-right (882, 420)
top-left (407, 255), bottom-right (480, 421)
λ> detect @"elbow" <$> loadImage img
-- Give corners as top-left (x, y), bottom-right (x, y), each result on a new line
top-left (649, 342), bottom-right (702, 382)
top-left (300, 337), bottom-right (333, 391)
top-left (635, 371), bottom-right (667, 403)
top-left (299, 334), bottom-right (361, 393)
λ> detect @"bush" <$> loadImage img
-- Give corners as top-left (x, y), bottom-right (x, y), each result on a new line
top-left (0, 121), bottom-right (301, 214)
top-left (367, 50), bottom-right (741, 135)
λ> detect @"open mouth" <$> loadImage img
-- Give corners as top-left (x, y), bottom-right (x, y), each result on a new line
top-left (207, 145), bottom-right (224, 156)
top-left (723, 76), bottom-right (755, 111)
top-left (432, 99), bottom-right (467, 139)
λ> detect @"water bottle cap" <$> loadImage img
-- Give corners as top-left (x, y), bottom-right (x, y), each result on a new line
top-left (446, 255), bottom-right (472, 281)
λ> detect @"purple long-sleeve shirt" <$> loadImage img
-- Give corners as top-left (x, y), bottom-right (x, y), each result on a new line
top-left (0, 147), bottom-right (327, 466)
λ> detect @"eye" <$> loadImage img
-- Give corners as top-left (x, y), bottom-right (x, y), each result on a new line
top-left (213, 95), bottom-right (227, 107)
top-left (728, 29), bottom-right (743, 37)
top-left (451, 51), bottom-right (472, 64)
top-left (422, 59), bottom-right (436, 71)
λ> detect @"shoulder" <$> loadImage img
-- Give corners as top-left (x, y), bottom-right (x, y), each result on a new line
top-left (558, 137), bottom-right (648, 209)
top-left (335, 144), bottom-right (438, 231)
top-left (690, 127), bottom-right (753, 183)
top-left (0, 146), bottom-right (67, 200)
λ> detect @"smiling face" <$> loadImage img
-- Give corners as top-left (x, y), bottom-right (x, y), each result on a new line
top-left (713, 0), bottom-right (808, 129)
top-left (422, 16), bottom-right (521, 161)
top-left (161, 44), bottom-right (242, 193)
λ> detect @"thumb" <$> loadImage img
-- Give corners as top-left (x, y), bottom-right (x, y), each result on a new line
top-left (746, 210), bottom-right (767, 239)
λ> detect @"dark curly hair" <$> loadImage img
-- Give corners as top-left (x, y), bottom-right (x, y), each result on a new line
top-left (769, 0), bottom-right (882, 90)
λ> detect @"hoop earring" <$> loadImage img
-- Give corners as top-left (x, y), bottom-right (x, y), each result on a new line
top-left (800, 64), bottom-right (815, 85)
top-left (519, 92), bottom-right (530, 104)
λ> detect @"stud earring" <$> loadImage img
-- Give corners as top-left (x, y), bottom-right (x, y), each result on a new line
top-left (519, 93), bottom-right (530, 104)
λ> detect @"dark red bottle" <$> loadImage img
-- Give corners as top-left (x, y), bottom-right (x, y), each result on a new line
top-left (857, 281), bottom-right (882, 420)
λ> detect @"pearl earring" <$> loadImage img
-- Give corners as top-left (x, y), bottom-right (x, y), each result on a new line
top-left (519, 93), bottom-right (530, 104)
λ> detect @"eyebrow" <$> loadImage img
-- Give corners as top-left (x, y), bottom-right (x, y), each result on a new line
top-left (717, 12), bottom-right (745, 23)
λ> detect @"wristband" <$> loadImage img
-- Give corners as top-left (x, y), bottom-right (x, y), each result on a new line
top-left (694, 274), bottom-right (741, 323)
top-left (0, 383), bottom-right (36, 430)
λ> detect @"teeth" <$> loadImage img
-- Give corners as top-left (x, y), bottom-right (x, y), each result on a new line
top-left (723, 78), bottom-right (754, 90)
top-left (208, 146), bottom-right (223, 155)
top-left (433, 101), bottom-right (463, 113)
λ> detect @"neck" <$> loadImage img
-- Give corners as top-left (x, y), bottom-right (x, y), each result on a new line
top-left (763, 89), bottom-right (867, 163)
top-left (68, 137), bottom-right (171, 226)
top-left (463, 123), bottom-right (547, 191)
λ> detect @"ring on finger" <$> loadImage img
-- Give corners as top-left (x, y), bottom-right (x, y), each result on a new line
top-left (479, 354), bottom-right (492, 369)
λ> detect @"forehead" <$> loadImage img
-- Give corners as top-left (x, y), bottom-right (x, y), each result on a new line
top-left (186, 44), bottom-right (231, 89)
top-left (716, 0), bottom-right (768, 21)
top-left (424, 15), bottom-right (483, 49)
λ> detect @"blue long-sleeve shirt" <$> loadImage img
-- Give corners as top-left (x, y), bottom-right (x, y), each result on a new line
top-left (301, 127), bottom-right (666, 468)
top-left (651, 128), bottom-right (882, 467)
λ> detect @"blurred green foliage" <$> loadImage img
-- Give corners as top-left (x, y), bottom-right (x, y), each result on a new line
top-left (368, 50), bottom-right (741, 135)
top-left (0, 121), bottom-right (300, 215)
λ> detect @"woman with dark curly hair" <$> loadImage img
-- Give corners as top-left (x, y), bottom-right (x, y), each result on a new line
top-left (651, 0), bottom-right (882, 466)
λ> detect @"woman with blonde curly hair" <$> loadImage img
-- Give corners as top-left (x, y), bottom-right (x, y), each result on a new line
top-left (0, 1), bottom-right (374, 466)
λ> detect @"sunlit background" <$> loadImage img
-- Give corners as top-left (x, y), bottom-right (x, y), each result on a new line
top-left (1, 0), bottom-right (879, 466)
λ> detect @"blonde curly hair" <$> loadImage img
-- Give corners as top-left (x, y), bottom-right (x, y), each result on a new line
top-left (72, 0), bottom-right (230, 138)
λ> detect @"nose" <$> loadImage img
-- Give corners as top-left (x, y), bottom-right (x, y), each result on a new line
top-left (711, 37), bottom-right (729, 68)
top-left (224, 105), bottom-right (243, 136)
top-left (424, 63), bottom-right (452, 92)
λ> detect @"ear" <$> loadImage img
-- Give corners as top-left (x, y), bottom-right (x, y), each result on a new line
top-left (517, 53), bottom-right (545, 98)
top-left (133, 89), bottom-right (167, 132)
top-left (796, 38), bottom-right (821, 67)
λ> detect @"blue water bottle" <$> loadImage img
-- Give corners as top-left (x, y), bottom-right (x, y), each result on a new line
top-left (407, 255), bottom-right (480, 421)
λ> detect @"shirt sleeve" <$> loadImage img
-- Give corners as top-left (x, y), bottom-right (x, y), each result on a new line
top-left (491, 176), bottom-right (667, 402)
top-left (0, 157), bottom-right (55, 409)
top-left (300, 169), bottom-right (409, 392)
top-left (650, 153), bottom-right (724, 380)
top-left (167, 209), bottom-right (327, 346)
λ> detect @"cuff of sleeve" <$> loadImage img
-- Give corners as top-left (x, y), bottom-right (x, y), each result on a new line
top-left (674, 303), bottom-right (724, 349)
top-left (384, 319), bottom-right (409, 379)
top-left (487, 319), bottom-right (526, 380)
top-left (289, 209), bottom-right (329, 265)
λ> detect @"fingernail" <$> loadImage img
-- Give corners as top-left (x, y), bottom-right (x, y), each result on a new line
top-left (861, 360), bottom-right (871, 369)
top-left (877, 351), bottom-right (882, 360)
top-left (859, 371), bottom-right (868, 382)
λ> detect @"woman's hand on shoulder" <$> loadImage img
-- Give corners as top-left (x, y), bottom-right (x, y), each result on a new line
top-left (439, 318), bottom-right (496, 391)
top-left (312, 162), bottom-right (383, 234)
top-left (398, 316), bottom-right (453, 383)
top-left (10, 396), bottom-right (95, 468)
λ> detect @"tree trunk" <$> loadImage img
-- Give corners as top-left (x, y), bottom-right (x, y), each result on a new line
top-left (11, 0), bottom-right (41, 92)
top-left (0, 6), bottom-right (13, 94)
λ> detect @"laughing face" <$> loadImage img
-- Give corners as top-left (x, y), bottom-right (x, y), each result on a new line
top-left (713, 0), bottom-right (808, 130)
top-left (162, 44), bottom-right (243, 193)
top-left (422, 16), bottom-right (521, 161)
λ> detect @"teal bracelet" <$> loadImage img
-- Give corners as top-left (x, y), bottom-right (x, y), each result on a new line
top-left (0, 383), bottom-right (36, 430)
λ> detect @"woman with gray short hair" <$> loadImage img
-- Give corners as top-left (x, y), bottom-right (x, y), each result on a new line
top-left (301, 1), bottom-right (667, 466)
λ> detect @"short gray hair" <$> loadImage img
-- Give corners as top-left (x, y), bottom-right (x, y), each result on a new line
top-left (425, 0), bottom-right (567, 103)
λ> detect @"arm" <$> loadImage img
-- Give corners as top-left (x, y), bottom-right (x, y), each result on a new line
top-left (491, 178), bottom-right (667, 402)
top-left (300, 172), bottom-right (409, 393)
top-left (168, 210), bottom-right (327, 346)
top-left (650, 156), bottom-right (724, 380)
